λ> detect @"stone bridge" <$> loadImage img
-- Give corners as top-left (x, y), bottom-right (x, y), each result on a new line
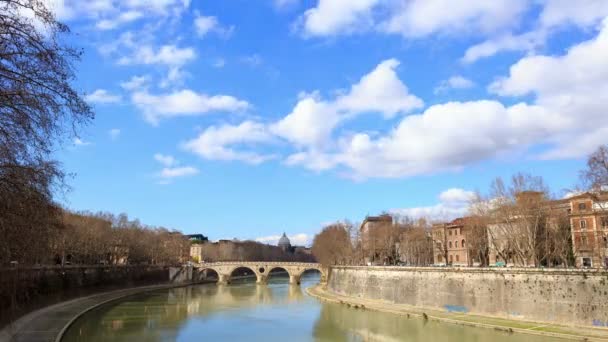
top-left (193, 262), bottom-right (327, 285)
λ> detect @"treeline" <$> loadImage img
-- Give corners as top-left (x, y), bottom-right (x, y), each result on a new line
top-left (196, 241), bottom-right (315, 263)
top-left (311, 218), bottom-right (433, 266)
top-left (1, 211), bottom-right (190, 267)
top-left (312, 145), bottom-right (608, 268)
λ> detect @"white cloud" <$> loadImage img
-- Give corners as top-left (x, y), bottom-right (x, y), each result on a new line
top-left (390, 188), bottom-right (475, 220)
top-left (539, 0), bottom-right (608, 29)
top-left (297, 0), bottom-right (527, 38)
top-left (194, 14), bottom-right (218, 36)
top-left (462, 31), bottom-right (544, 63)
top-left (153, 154), bottom-right (198, 184)
top-left (159, 166), bottom-right (198, 179)
top-left (489, 18), bottom-right (608, 159)
top-left (271, 59), bottom-right (422, 148)
top-left (154, 153), bottom-right (177, 167)
top-left (193, 13), bottom-right (233, 38)
top-left (120, 75), bottom-right (148, 91)
top-left (131, 89), bottom-right (250, 125)
top-left (274, 0), bottom-right (299, 10)
top-left (85, 89), bottom-right (122, 104)
top-left (282, 22), bottom-right (608, 178)
top-left (255, 233), bottom-right (311, 246)
top-left (462, 0), bottom-right (608, 62)
top-left (434, 75), bottom-right (475, 94)
top-left (299, 0), bottom-right (380, 36)
top-left (118, 44), bottom-right (195, 67)
top-left (183, 121), bottom-right (275, 164)
top-left (381, 0), bottom-right (528, 38)
top-left (96, 10), bottom-right (143, 30)
top-left (109, 128), bottom-right (121, 140)
top-left (117, 45), bottom-right (196, 87)
top-left (73, 137), bottom-right (91, 146)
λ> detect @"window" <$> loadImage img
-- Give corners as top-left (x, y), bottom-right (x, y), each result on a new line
top-left (602, 217), bottom-right (608, 227)
top-left (580, 220), bottom-right (587, 229)
top-left (455, 241), bottom-right (459, 248)
top-left (604, 236), bottom-right (608, 248)
top-left (456, 255), bottom-right (460, 262)
top-left (462, 239), bottom-right (466, 248)
top-left (582, 235), bottom-right (588, 246)
top-left (449, 241), bottom-right (452, 248)
top-left (582, 257), bottom-right (592, 267)
top-left (449, 255), bottom-right (453, 263)
top-left (579, 202), bottom-right (587, 210)
top-left (449, 230), bottom-right (452, 236)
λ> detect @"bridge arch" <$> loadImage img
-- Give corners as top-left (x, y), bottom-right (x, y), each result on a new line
top-left (266, 266), bottom-right (292, 283)
top-left (196, 267), bottom-right (220, 283)
top-left (228, 266), bottom-right (261, 284)
top-left (192, 262), bottom-right (326, 286)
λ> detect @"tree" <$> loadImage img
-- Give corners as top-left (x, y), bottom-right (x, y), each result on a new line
top-left (312, 223), bottom-right (353, 266)
top-left (486, 173), bottom-right (550, 267)
top-left (0, 0), bottom-right (93, 264)
top-left (580, 145), bottom-right (608, 191)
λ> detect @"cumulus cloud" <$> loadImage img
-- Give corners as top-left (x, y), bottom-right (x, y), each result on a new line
top-left (154, 153), bottom-right (177, 167)
top-left (183, 121), bottom-right (276, 164)
top-left (120, 75), bottom-right (148, 91)
top-left (194, 12), bottom-right (234, 38)
top-left (117, 45), bottom-right (196, 87)
top-left (434, 75), bottom-right (475, 94)
top-left (380, 0), bottom-right (527, 38)
top-left (73, 137), bottom-right (91, 146)
top-left (271, 59), bottom-right (422, 148)
top-left (255, 233), bottom-right (311, 246)
top-left (282, 22), bottom-right (608, 178)
top-left (132, 89), bottom-right (250, 125)
top-left (297, 0), bottom-right (527, 38)
top-left (85, 89), bottom-right (121, 104)
top-left (390, 188), bottom-right (475, 220)
top-left (96, 10), bottom-right (143, 30)
top-left (298, 0), bottom-right (379, 36)
top-left (463, 0), bottom-right (608, 62)
top-left (153, 154), bottom-right (198, 184)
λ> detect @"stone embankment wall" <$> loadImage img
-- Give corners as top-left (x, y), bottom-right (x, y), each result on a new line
top-left (327, 266), bottom-right (608, 327)
top-left (0, 265), bottom-right (170, 325)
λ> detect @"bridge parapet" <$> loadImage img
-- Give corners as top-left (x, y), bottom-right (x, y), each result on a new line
top-left (193, 262), bottom-right (326, 285)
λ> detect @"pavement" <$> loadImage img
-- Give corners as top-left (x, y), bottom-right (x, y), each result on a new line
top-left (0, 283), bottom-right (191, 342)
top-left (307, 285), bottom-right (608, 342)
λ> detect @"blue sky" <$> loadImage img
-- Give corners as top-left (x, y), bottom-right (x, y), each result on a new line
top-left (47, 0), bottom-right (608, 246)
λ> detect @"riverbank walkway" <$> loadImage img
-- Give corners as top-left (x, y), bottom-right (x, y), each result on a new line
top-left (0, 283), bottom-right (187, 342)
top-left (307, 285), bottom-right (608, 342)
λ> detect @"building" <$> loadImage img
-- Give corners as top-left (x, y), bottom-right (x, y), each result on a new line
top-left (187, 234), bottom-right (208, 243)
top-left (432, 218), bottom-right (472, 266)
top-left (567, 192), bottom-right (608, 268)
top-left (360, 214), bottom-right (394, 265)
top-left (188, 234), bottom-right (209, 263)
top-left (278, 233), bottom-right (291, 252)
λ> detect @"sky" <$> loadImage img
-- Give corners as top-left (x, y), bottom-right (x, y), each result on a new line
top-left (43, 0), bottom-right (608, 246)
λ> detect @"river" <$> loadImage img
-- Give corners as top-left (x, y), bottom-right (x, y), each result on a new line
top-left (62, 273), bottom-right (559, 341)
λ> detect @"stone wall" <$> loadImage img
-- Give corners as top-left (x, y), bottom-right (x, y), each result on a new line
top-left (327, 266), bottom-right (608, 327)
top-left (0, 265), bottom-right (170, 325)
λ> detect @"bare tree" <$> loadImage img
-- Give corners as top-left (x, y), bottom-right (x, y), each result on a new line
top-left (312, 223), bottom-right (353, 266)
top-left (486, 173), bottom-right (550, 267)
top-left (0, 0), bottom-right (93, 265)
top-left (580, 145), bottom-right (608, 191)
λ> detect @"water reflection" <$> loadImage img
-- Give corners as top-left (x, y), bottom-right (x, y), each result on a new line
top-left (63, 274), bottom-right (559, 342)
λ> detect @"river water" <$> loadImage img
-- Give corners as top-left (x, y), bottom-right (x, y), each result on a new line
top-left (62, 273), bottom-right (559, 341)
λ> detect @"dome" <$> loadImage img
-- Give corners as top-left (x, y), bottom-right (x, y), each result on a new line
top-left (278, 232), bottom-right (291, 248)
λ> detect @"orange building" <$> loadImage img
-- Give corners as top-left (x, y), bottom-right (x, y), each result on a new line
top-left (567, 192), bottom-right (608, 268)
top-left (432, 218), bottom-right (472, 266)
